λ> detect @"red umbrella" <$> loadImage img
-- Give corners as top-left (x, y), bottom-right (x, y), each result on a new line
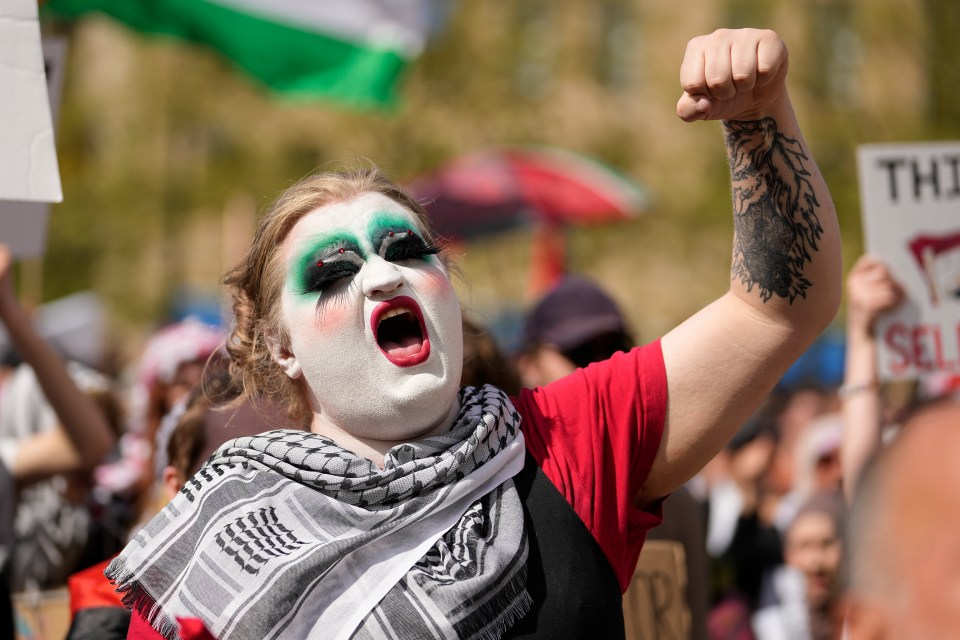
top-left (406, 146), bottom-right (649, 242)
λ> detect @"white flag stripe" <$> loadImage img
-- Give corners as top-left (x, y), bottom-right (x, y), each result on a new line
top-left (208, 0), bottom-right (431, 54)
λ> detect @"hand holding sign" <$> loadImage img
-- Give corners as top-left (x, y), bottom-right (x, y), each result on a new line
top-left (846, 255), bottom-right (905, 341)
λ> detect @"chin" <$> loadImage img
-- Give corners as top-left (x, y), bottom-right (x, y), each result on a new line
top-left (391, 373), bottom-right (462, 429)
top-left (321, 372), bottom-right (460, 444)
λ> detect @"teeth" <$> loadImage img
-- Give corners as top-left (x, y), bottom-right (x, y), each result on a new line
top-left (379, 307), bottom-right (412, 325)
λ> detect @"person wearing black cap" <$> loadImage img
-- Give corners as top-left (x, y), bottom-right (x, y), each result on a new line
top-left (517, 275), bottom-right (635, 388)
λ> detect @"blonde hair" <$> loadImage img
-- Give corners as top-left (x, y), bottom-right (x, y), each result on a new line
top-left (223, 166), bottom-right (438, 423)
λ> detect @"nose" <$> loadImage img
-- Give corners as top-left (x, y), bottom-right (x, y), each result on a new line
top-left (359, 256), bottom-right (404, 298)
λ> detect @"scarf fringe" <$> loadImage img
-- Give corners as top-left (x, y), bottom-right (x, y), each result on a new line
top-left (105, 556), bottom-right (181, 640)
top-left (457, 567), bottom-right (533, 640)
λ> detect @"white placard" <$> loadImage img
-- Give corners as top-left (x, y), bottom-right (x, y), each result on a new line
top-left (858, 141), bottom-right (960, 380)
top-left (0, 0), bottom-right (63, 203)
top-left (0, 35), bottom-right (69, 257)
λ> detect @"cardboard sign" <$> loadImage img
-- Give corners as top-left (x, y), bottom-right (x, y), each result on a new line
top-left (13, 588), bottom-right (71, 640)
top-left (858, 142), bottom-right (960, 380)
top-left (0, 0), bottom-right (63, 203)
top-left (622, 540), bottom-right (690, 640)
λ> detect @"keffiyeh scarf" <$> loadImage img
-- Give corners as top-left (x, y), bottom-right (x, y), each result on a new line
top-left (107, 385), bottom-right (531, 640)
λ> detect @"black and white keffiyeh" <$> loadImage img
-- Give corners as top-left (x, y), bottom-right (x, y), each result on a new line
top-left (106, 385), bottom-right (531, 640)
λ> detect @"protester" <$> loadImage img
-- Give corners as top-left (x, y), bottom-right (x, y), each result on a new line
top-left (752, 490), bottom-right (845, 640)
top-left (129, 317), bottom-right (225, 490)
top-left (160, 369), bottom-right (300, 499)
top-left (839, 255), bottom-right (904, 501)
top-left (766, 411), bottom-right (843, 537)
top-left (704, 410), bottom-right (784, 620)
top-left (106, 28), bottom-right (842, 639)
top-left (461, 316), bottom-right (522, 397)
top-left (845, 397), bottom-right (960, 638)
top-left (791, 414), bottom-right (842, 500)
top-left (0, 244), bottom-right (116, 633)
top-left (763, 385), bottom-right (835, 528)
top-left (516, 274), bottom-right (634, 388)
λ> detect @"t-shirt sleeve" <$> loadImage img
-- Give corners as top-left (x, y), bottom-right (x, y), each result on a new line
top-left (512, 339), bottom-right (667, 591)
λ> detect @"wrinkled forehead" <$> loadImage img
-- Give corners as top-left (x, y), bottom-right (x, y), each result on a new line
top-left (283, 192), bottom-right (423, 260)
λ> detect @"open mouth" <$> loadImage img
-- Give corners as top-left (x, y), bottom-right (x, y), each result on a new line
top-left (370, 296), bottom-right (431, 367)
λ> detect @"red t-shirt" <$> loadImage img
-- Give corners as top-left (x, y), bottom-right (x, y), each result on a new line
top-left (513, 339), bottom-right (667, 592)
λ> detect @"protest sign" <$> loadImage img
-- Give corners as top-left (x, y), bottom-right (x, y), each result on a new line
top-left (858, 141), bottom-right (960, 380)
top-left (0, 35), bottom-right (69, 258)
top-left (622, 540), bottom-right (690, 640)
top-left (0, 0), bottom-right (62, 203)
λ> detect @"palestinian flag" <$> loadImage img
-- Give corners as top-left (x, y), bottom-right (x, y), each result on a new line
top-left (43, 0), bottom-right (436, 108)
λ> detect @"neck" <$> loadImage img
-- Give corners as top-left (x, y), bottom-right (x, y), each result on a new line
top-left (310, 398), bottom-right (461, 467)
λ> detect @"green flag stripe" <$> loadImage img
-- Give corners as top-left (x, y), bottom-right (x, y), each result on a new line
top-left (44, 0), bottom-right (410, 107)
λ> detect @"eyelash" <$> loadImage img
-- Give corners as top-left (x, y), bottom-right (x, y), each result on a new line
top-left (383, 235), bottom-right (442, 263)
top-left (300, 261), bottom-right (359, 294)
top-left (298, 234), bottom-right (440, 294)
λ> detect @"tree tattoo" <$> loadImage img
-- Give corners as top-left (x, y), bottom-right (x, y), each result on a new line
top-left (724, 118), bottom-right (823, 303)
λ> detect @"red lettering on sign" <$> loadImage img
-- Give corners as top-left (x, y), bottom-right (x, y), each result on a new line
top-left (884, 322), bottom-right (960, 375)
top-left (912, 325), bottom-right (933, 371)
top-left (884, 323), bottom-right (911, 375)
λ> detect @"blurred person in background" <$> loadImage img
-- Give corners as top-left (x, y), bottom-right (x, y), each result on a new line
top-left (839, 255), bottom-right (905, 502)
top-left (701, 409), bottom-right (843, 640)
top-left (461, 316), bottom-right (522, 397)
top-left (764, 385), bottom-right (834, 506)
top-left (159, 367), bottom-right (302, 500)
top-left (700, 410), bottom-right (783, 636)
top-left (0, 244), bottom-right (116, 633)
top-left (845, 397), bottom-right (960, 639)
top-left (519, 273), bottom-right (710, 640)
top-left (791, 414), bottom-right (842, 502)
top-left (95, 316), bottom-right (224, 520)
top-left (753, 490), bottom-right (845, 640)
top-left (516, 274), bottom-right (634, 389)
top-left (779, 413), bottom-right (842, 520)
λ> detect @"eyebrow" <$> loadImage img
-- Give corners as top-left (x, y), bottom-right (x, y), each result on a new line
top-left (368, 212), bottom-right (422, 254)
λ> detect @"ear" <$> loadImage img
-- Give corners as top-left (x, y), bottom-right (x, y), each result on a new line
top-left (517, 345), bottom-right (576, 388)
top-left (516, 352), bottom-right (541, 389)
top-left (265, 330), bottom-right (303, 380)
top-left (162, 466), bottom-right (186, 501)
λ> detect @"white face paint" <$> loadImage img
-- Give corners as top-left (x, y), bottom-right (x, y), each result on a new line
top-left (275, 192), bottom-right (463, 445)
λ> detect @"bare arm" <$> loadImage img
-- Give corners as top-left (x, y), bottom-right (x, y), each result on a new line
top-left (0, 245), bottom-right (115, 480)
top-left (840, 255), bottom-right (903, 502)
top-left (638, 29), bottom-right (842, 504)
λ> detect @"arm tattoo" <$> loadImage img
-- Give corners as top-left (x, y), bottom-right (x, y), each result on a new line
top-left (724, 118), bottom-right (823, 303)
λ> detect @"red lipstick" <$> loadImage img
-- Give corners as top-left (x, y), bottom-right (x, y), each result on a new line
top-left (370, 296), bottom-right (431, 367)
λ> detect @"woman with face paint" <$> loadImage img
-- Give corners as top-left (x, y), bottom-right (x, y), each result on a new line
top-left (107, 28), bottom-right (842, 640)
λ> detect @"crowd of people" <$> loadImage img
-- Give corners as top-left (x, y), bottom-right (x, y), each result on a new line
top-left (0, 26), bottom-right (956, 640)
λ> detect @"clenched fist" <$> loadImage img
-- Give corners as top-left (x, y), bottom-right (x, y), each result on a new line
top-left (677, 28), bottom-right (789, 123)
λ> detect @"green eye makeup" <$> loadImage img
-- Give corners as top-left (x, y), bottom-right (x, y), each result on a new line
top-left (289, 213), bottom-right (442, 299)
top-left (370, 214), bottom-right (441, 264)
top-left (292, 235), bottom-right (363, 296)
